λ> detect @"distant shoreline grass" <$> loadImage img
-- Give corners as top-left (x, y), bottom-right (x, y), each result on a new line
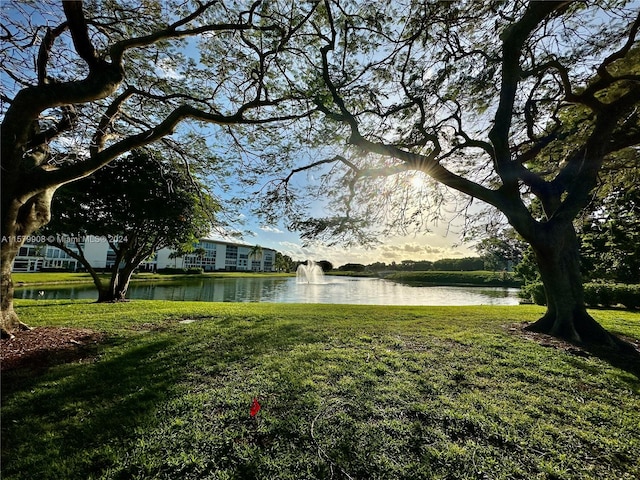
top-left (2, 301), bottom-right (639, 479)
top-left (385, 270), bottom-right (523, 287)
top-left (12, 271), bottom-right (293, 287)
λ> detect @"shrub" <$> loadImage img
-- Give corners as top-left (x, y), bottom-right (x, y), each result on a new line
top-left (520, 282), bottom-right (546, 305)
top-left (519, 282), bottom-right (640, 309)
top-left (157, 267), bottom-right (204, 274)
top-left (596, 283), bottom-right (614, 307)
top-left (388, 270), bottom-right (522, 287)
top-left (583, 283), bottom-right (600, 307)
top-left (613, 284), bottom-right (640, 310)
top-left (584, 283), bottom-right (640, 309)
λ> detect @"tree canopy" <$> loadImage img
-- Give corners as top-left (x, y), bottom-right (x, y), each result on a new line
top-left (41, 149), bottom-right (217, 301)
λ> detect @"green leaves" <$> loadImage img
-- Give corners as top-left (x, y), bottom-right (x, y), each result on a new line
top-left (43, 148), bottom-right (217, 262)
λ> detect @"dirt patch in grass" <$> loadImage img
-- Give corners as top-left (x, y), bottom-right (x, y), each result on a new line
top-left (506, 322), bottom-right (640, 354)
top-left (1, 327), bottom-right (106, 372)
top-left (505, 323), bottom-right (593, 356)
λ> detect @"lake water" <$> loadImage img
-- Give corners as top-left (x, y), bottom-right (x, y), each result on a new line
top-left (16, 276), bottom-right (520, 306)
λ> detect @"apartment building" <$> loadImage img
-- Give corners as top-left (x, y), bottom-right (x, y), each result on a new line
top-left (156, 239), bottom-right (276, 272)
top-left (12, 236), bottom-right (276, 273)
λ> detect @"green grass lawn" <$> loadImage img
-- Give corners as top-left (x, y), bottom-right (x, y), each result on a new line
top-left (2, 301), bottom-right (639, 479)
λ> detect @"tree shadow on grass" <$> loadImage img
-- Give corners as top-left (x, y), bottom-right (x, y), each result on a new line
top-left (510, 323), bottom-right (640, 389)
top-left (1, 335), bottom-right (184, 480)
top-left (578, 338), bottom-right (640, 388)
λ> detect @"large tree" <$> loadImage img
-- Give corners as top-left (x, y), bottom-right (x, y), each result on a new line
top-left (0, 0), bottom-right (317, 336)
top-left (41, 149), bottom-right (217, 301)
top-left (265, 1), bottom-right (640, 348)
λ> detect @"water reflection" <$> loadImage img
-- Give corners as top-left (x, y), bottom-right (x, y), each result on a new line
top-left (15, 276), bottom-right (520, 306)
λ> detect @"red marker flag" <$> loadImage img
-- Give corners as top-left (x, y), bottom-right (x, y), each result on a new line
top-left (250, 397), bottom-right (261, 417)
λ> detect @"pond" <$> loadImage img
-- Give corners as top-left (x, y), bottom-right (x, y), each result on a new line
top-left (16, 276), bottom-right (521, 306)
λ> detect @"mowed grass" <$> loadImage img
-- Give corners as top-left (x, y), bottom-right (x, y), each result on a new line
top-left (2, 301), bottom-right (639, 480)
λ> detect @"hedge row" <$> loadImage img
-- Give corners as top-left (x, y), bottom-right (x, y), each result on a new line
top-left (157, 267), bottom-right (204, 275)
top-left (520, 282), bottom-right (640, 309)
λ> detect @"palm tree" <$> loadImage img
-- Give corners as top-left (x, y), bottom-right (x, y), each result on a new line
top-left (275, 252), bottom-right (293, 273)
top-left (248, 245), bottom-right (264, 272)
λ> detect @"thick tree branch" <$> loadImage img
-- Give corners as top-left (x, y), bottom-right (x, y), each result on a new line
top-left (62, 1), bottom-right (100, 69)
top-left (37, 23), bottom-right (68, 85)
top-left (28, 106), bottom-right (78, 150)
top-left (489, 1), bottom-right (569, 190)
top-left (90, 87), bottom-right (136, 156)
top-left (32, 103), bottom-right (316, 194)
top-left (598, 10), bottom-right (640, 78)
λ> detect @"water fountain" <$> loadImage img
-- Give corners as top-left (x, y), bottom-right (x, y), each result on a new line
top-left (296, 260), bottom-right (325, 284)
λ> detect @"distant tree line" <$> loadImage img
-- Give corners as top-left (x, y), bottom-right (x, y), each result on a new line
top-left (337, 257), bottom-right (486, 273)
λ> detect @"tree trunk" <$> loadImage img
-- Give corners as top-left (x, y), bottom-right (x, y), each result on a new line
top-left (0, 239), bottom-right (31, 338)
top-left (114, 266), bottom-right (135, 301)
top-left (98, 265), bottom-right (136, 302)
top-left (48, 239), bottom-right (110, 300)
top-left (39, 239), bottom-right (143, 304)
top-left (96, 285), bottom-right (115, 303)
top-left (525, 224), bottom-right (621, 348)
top-left (1, 190), bottom-right (56, 337)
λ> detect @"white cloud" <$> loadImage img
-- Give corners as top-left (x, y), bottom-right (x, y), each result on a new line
top-left (379, 242), bottom-right (449, 259)
top-left (259, 225), bottom-right (283, 233)
top-left (277, 241), bottom-right (310, 258)
top-left (155, 58), bottom-right (183, 80)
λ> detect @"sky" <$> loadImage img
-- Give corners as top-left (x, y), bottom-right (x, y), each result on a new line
top-left (209, 209), bottom-right (477, 267)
